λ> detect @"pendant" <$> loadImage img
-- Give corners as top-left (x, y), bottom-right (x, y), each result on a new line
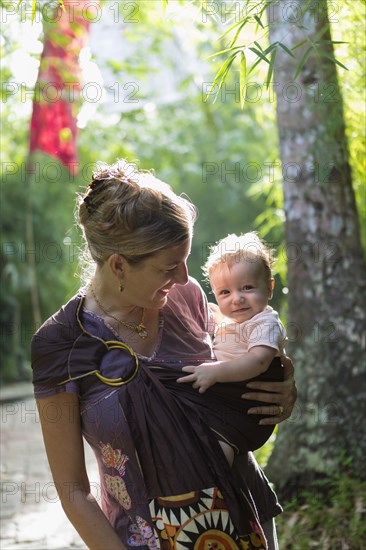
top-left (136, 324), bottom-right (148, 339)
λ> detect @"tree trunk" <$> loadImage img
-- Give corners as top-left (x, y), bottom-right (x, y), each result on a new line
top-left (265, 0), bottom-right (366, 493)
top-left (25, 166), bottom-right (42, 330)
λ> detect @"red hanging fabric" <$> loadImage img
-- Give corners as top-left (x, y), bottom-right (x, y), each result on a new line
top-left (29, 0), bottom-right (92, 174)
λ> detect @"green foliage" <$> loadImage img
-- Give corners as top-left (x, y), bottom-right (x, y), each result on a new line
top-left (2, 0), bottom-right (364, 386)
top-left (0, 12), bottom-right (81, 381)
top-left (77, 84), bottom-right (285, 305)
top-left (253, 426), bottom-right (277, 468)
top-left (276, 474), bottom-right (366, 549)
top-left (202, 1), bottom-right (349, 106)
top-left (0, 153), bottom-right (80, 382)
top-left (331, 0), bottom-right (366, 253)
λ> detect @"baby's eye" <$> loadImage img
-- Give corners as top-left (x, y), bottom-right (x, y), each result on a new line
top-left (219, 289), bottom-right (230, 295)
top-left (242, 285), bottom-right (254, 291)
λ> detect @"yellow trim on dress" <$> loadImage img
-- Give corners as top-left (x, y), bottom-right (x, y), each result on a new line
top-left (93, 340), bottom-right (139, 387)
top-left (57, 296), bottom-right (140, 387)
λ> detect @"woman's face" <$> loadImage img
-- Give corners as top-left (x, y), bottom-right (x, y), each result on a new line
top-left (121, 240), bottom-right (191, 309)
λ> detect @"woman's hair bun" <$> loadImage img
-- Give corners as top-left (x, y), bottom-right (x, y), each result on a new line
top-left (77, 159), bottom-right (197, 270)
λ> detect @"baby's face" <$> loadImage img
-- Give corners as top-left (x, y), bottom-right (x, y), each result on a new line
top-left (210, 258), bottom-right (273, 323)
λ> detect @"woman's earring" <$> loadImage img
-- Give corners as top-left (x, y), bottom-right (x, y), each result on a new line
top-left (119, 280), bottom-right (124, 293)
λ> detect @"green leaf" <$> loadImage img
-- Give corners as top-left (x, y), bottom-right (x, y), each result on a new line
top-left (59, 0), bottom-right (65, 11)
top-left (266, 47), bottom-right (277, 89)
top-left (239, 51), bottom-right (247, 109)
top-left (162, 0), bottom-right (168, 14)
top-left (246, 0), bottom-right (263, 16)
top-left (214, 57), bottom-right (237, 101)
top-left (278, 42), bottom-right (296, 58)
top-left (258, 0), bottom-right (272, 18)
top-left (254, 41), bottom-right (264, 52)
top-left (218, 18), bottom-right (247, 42)
top-left (228, 19), bottom-right (248, 49)
top-left (247, 56), bottom-right (263, 77)
top-left (315, 40), bottom-right (348, 45)
top-left (207, 54), bottom-right (238, 103)
top-left (249, 47), bottom-right (270, 64)
top-left (294, 46), bottom-right (313, 79)
top-left (263, 42), bottom-right (278, 55)
top-left (254, 15), bottom-right (264, 29)
top-left (207, 45), bottom-right (242, 59)
top-left (292, 39), bottom-right (309, 51)
top-left (31, 0), bottom-right (37, 23)
top-left (318, 50), bottom-right (349, 71)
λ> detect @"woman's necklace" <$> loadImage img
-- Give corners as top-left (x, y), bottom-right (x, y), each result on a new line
top-left (89, 284), bottom-right (148, 339)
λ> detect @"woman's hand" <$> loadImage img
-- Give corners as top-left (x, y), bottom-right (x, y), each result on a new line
top-left (242, 355), bottom-right (297, 425)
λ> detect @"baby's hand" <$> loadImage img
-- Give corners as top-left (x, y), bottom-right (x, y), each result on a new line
top-left (177, 362), bottom-right (219, 393)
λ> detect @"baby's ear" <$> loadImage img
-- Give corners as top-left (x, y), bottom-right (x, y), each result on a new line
top-left (268, 278), bottom-right (275, 299)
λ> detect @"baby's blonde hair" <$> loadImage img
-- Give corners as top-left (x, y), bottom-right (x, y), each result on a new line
top-left (203, 232), bottom-right (274, 282)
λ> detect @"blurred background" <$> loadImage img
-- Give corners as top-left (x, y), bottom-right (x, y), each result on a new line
top-left (1, 0), bottom-right (365, 548)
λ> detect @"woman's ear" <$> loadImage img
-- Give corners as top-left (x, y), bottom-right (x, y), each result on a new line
top-left (108, 254), bottom-right (126, 278)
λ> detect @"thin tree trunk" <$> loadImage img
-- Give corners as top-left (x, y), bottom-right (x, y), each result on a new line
top-left (25, 163), bottom-right (42, 329)
top-left (265, 0), bottom-right (366, 492)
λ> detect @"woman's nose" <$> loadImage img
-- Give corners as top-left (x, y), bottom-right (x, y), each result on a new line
top-left (173, 261), bottom-right (189, 285)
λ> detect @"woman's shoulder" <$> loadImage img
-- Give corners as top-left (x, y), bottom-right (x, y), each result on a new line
top-left (31, 293), bottom-right (86, 390)
top-left (31, 293), bottom-right (87, 376)
top-left (32, 293), bottom-right (83, 347)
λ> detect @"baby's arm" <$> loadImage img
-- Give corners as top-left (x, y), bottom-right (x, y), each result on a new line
top-left (177, 346), bottom-right (276, 393)
top-left (214, 345), bottom-right (276, 382)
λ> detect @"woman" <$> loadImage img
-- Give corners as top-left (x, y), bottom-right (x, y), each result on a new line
top-left (32, 160), bottom-right (296, 550)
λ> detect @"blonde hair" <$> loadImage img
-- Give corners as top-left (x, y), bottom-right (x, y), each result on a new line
top-left (203, 232), bottom-right (274, 282)
top-left (78, 159), bottom-right (197, 271)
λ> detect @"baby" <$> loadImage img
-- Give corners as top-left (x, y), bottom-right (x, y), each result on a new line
top-left (179, 232), bottom-right (287, 464)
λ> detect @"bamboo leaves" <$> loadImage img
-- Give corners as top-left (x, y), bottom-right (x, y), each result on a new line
top-left (205, 52), bottom-right (238, 103)
top-left (240, 51), bottom-right (247, 108)
top-left (207, 34), bottom-right (348, 107)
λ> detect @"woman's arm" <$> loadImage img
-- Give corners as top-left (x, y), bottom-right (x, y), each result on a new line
top-left (37, 392), bottom-right (126, 550)
top-left (241, 355), bottom-right (297, 425)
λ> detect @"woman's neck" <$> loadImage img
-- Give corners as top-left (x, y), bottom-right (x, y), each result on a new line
top-left (89, 268), bottom-right (138, 318)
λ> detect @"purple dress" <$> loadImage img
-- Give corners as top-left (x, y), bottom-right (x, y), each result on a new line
top-left (32, 278), bottom-right (281, 549)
